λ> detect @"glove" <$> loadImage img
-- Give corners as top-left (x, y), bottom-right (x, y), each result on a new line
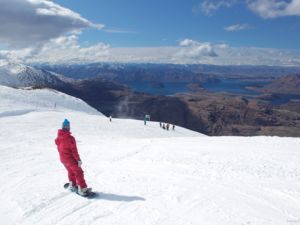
top-left (78, 160), bottom-right (82, 167)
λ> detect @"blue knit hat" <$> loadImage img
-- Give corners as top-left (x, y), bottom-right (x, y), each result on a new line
top-left (62, 119), bottom-right (70, 130)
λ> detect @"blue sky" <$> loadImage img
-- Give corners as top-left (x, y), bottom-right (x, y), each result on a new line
top-left (0, 0), bottom-right (299, 66)
top-left (55, 0), bottom-right (300, 49)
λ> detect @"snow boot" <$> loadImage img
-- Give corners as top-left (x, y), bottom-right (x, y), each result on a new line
top-left (78, 187), bottom-right (92, 196)
top-left (68, 181), bottom-right (77, 192)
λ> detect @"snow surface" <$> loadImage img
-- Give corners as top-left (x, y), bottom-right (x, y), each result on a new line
top-left (0, 85), bottom-right (100, 116)
top-left (0, 85), bottom-right (300, 225)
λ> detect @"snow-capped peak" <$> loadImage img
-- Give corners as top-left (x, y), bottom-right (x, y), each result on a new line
top-left (0, 61), bottom-right (69, 88)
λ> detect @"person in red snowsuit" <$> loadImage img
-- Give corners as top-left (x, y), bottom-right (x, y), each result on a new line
top-left (55, 119), bottom-right (88, 195)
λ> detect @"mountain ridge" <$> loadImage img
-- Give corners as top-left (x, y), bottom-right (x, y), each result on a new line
top-left (258, 74), bottom-right (300, 95)
top-left (0, 61), bottom-right (72, 88)
top-left (1, 62), bottom-right (300, 137)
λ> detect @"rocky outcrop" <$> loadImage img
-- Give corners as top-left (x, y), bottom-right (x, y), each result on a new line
top-left (177, 92), bottom-right (300, 136)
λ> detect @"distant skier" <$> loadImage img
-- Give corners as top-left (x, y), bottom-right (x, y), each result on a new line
top-left (162, 123), bottom-right (166, 130)
top-left (55, 119), bottom-right (90, 196)
top-left (109, 115), bottom-right (112, 122)
top-left (166, 123), bottom-right (170, 131)
top-left (159, 122), bottom-right (162, 127)
top-left (172, 124), bottom-right (175, 131)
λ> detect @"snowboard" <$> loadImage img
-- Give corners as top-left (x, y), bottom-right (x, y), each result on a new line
top-left (63, 183), bottom-right (97, 199)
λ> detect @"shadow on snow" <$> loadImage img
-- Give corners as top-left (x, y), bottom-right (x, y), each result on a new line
top-left (93, 192), bottom-right (146, 202)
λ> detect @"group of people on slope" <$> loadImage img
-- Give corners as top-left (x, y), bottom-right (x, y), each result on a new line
top-left (159, 122), bottom-right (175, 131)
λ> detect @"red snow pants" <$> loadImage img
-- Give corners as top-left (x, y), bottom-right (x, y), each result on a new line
top-left (64, 163), bottom-right (87, 188)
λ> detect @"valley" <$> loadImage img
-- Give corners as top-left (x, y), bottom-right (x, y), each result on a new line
top-left (1, 62), bottom-right (300, 137)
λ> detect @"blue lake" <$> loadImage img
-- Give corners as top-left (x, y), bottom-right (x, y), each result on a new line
top-left (202, 79), bottom-right (266, 95)
top-left (124, 79), bottom-right (300, 105)
top-left (202, 79), bottom-right (300, 105)
top-left (124, 79), bottom-right (266, 96)
top-left (124, 81), bottom-right (190, 95)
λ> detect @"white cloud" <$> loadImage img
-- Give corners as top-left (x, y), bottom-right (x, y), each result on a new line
top-left (114, 45), bottom-right (300, 66)
top-left (0, 38), bottom-right (219, 64)
top-left (224, 24), bottom-right (252, 31)
top-left (107, 47), bottom-right (177, 63)
top-left (0, 48), bottom-right (35, 63)
top-left (195, 0), bottom-right (300, 18)
top-left (193, 0), bottom-right (237, 15)
top-left (106, 42), bottom-right (300, 67)
top-left (0, 34), bottom-right (110, 64)
top-left (103, 28), bottom-right (137, 34)
top-left (247, 0), bottom-right (300, 18)
top-left (31, 35), bottom-right (110, 64)
top-left (0, 0), bottom-right (104, 47)
top-left (179, 39), bottom-right (199, 47)
top-left (177, 39), bottom-right (218, 59)
top-left (216, 43), bottom-right (230, 49)
top-left (1, 37), bottom-right (299, 67)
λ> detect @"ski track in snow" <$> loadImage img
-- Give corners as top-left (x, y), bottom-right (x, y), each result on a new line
top-left (1, 85), bottom-right (300, 225)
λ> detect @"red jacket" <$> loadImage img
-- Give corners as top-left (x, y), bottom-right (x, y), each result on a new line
top-left (55, 129), bottom-right (80, 165)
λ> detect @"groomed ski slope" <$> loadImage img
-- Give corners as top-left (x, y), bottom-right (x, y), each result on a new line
top-left (0, 85), bottom-right (300, 225)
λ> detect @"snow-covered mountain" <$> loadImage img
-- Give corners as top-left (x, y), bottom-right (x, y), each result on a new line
top-left (39, 62), bottom-right (300, 80)
top-left (0, 61), bottom-right (71, 88)
top-left (0, 85), bottom-right (100, 116)
top-left (0, 85), bottom-right (299, 225)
